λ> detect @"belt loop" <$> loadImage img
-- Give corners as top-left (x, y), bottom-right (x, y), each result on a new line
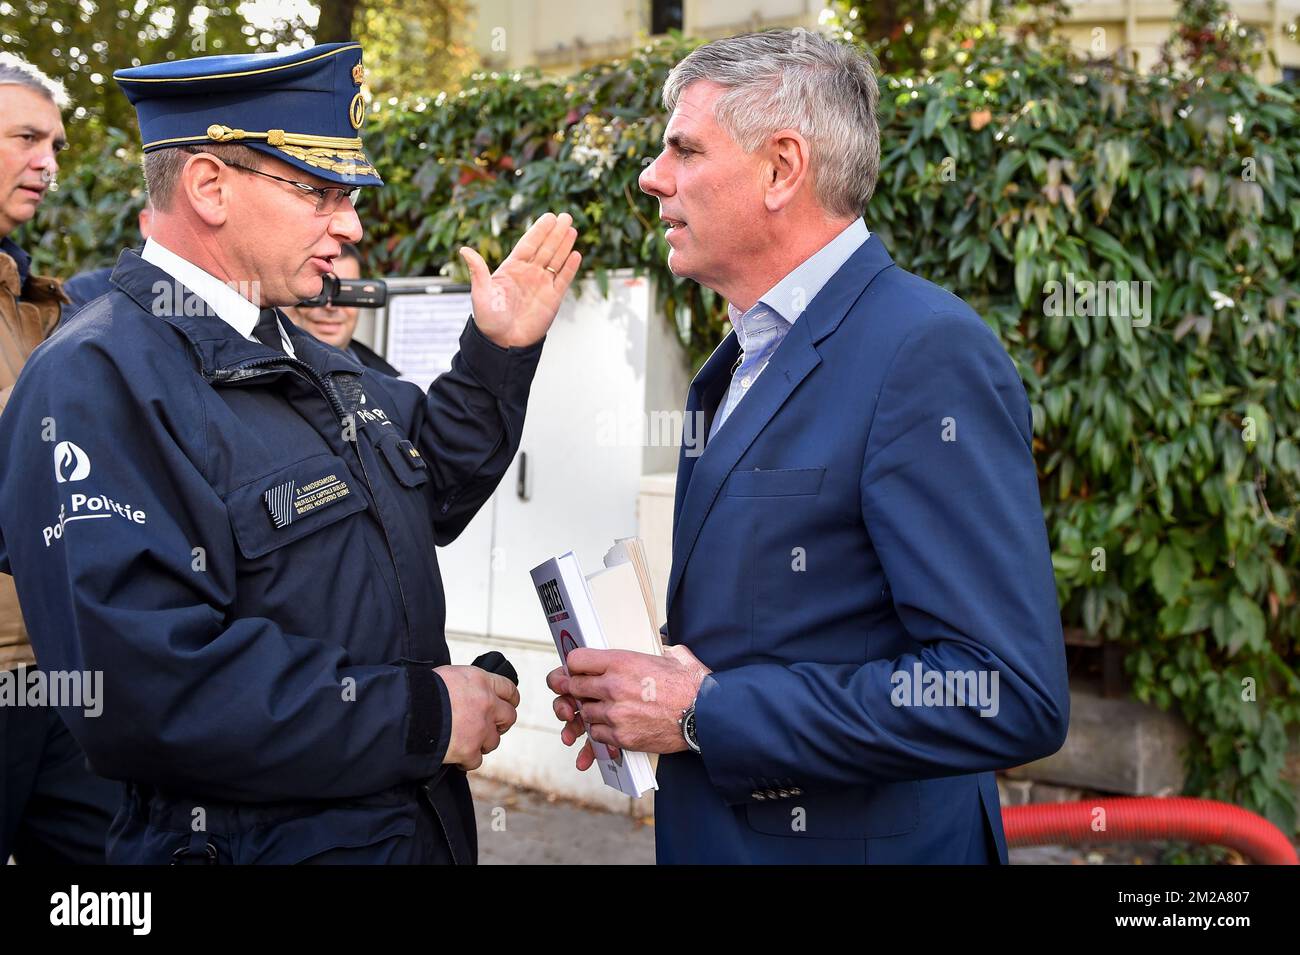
top-left (171, 828), bottom-right (218, 865)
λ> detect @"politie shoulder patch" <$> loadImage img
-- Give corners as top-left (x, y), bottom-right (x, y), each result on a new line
top-left (264, 472), bottom-right (352, 528)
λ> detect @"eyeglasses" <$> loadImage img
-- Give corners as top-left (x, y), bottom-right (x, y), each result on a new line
top-left (182, 149), bottom-right (360, 215)
top-left (224, 161), bottom-right (360, 215)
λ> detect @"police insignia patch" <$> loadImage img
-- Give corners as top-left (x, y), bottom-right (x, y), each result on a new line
top-left (264, 473), bottom-right (352, 528)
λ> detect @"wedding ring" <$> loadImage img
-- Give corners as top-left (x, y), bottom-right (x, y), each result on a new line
top-left (544, 265), bottom-right (559, 274)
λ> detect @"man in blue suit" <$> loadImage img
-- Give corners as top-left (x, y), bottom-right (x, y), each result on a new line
top-left (547, 29), bottom-right (1069, 864)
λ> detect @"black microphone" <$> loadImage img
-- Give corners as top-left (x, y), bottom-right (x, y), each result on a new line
top-left (297, 275), bottom-right (471, 308)
top-left (470, 650), bottom-right (519, 686)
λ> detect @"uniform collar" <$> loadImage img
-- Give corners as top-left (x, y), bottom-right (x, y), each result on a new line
top-left (141, 237), bottom-right (296, 357)
top-left (108, 248), bottom-right (362, 378)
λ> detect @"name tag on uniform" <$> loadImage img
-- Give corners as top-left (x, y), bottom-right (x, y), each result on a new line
top-left (376, 434), bottom-right (430, 489)
top-left (264, 472), bottom-right (353, 529)
top-left (398, 439), bottom-right (425, 468)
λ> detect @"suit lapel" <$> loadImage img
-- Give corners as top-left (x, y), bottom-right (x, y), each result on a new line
top-left (664, 234), bottom-right (897, 619)
top-left (665, 320), bottom-right (819, 617)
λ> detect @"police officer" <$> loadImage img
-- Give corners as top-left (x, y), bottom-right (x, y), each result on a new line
top-left (0, 42), bottom-right (581, 864)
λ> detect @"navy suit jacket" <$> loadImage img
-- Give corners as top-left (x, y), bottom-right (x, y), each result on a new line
top-left (655, 234), bottom-right (1069, 864)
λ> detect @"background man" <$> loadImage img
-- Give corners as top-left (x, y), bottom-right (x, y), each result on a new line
top-left (548, 29), bottom-right (1069, 864)
top-left (0, 51), bottom-right (122, 865)
top-left (0, 42), bottom-right (580, 864)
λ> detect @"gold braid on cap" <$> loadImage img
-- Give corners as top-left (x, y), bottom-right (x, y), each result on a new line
top-left (204, 125), bottom-right (377, 176)
top-left (142, 124), bottom-right (376, 176)
top-left (276, 144), bottom-right (377, 176)
top-left (204, 124), bottom-right (362, 150)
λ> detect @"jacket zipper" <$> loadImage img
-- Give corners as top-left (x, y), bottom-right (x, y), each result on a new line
top-left (212, 356), bottom-right (417, 657)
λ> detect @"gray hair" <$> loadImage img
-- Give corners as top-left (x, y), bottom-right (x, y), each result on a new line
top-left (663, 29), bottom-right (880, 218)
top-left (0, 52), bottom-right (71, 109)
top-left (142, 144), bottom-right (264, 211)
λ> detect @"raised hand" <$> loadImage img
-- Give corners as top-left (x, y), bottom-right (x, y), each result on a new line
top-left (458, 212), bottom-right (582, 349)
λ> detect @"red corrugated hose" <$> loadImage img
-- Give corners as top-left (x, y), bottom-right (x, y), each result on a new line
top-left (1002, 797), bottom-right (1299, 864)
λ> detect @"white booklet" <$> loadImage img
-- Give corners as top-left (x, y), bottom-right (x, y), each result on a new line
top-left (531, 542), bottom-right (663, 798)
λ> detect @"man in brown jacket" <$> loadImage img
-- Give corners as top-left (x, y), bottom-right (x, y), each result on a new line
top-left (0, 52), bottom-right (120, 863)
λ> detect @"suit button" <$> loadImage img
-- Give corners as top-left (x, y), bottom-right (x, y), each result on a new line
top-left (751, 791), bottom-right (766, 801)
top-left (766, 789), bottom-right (778, 799)
top-left (790, 787), bottom-right (803, 796)
top-left (776, 789), bottom-right (791, 798)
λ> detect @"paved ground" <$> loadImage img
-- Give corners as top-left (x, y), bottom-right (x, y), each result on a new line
top-left (469, 775), bottom-right (1178, 865)
top-left (471, 776), bottom-right (656, 864)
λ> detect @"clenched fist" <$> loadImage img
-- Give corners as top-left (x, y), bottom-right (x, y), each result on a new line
top-left (435, 664), bottom-right (520, 771)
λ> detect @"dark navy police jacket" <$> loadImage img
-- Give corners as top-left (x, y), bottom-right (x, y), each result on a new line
top-left (0, 250), bottom-right (542, 864)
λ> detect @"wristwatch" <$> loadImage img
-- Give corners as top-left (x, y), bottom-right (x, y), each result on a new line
top-left (678, 703), bottom-right (700, 754)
